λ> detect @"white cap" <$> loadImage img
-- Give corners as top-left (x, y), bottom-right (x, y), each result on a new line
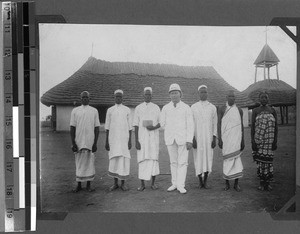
top-left (114, 89), bottom-right (123, 95)
top-left (169, 83), bottom-right (181, 93)
top-left (144, 87), bottom-right (152, 93)
top-left (80, 91), bottom-right (90, 97)
top-left (198, 85), bottom-right (207, 91)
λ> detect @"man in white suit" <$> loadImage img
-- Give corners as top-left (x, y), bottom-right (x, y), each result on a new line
top-left (160, 83), bottom-right (194, 194)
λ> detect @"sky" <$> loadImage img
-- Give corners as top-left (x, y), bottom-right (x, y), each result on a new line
top-left (39, 24), bottom-right (297, 120)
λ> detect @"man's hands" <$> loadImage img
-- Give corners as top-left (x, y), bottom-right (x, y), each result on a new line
top-left (251, 142), bottom-right (258, 151)
top-left (218, 138), bottom-right (223, 149)
top-left (92, 143), bottom-right (97, 153)
top-left (193, 137), bottom-right (197, 149)
top-left (240, 140), bottom-right (245, 151)
top-left (146, 125), bottom-right (155, 131)
top-left (186, 142), bottom-right (193, 150)
top-left (135, 141), bottom-right (141, 150)
top-left (71, 143), bottom-right (78, 152)
top-left (211, 136), bottom-right (216, 149)
top-left (272, 141), bottom-right (277, 151)
top-left (105, 141), bottom-right (110, 151)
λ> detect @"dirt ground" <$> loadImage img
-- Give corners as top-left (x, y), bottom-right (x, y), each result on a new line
top-left (39, 125), bottom-right (296, 213)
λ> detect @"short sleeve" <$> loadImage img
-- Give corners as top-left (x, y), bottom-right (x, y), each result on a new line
top-left (133, 105), bottom-right (140, 127)
top-left (105, 108), bottom-right (111, 130)
top-left (70, 108), bottom-right (76, 127)
top-left (127, 107), bottom-right (133, 130)
top-left (94, 109), bottom-right (100, 127)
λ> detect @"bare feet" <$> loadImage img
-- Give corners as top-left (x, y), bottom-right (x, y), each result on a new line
top-left (265, 184), bottom-right (273, 191)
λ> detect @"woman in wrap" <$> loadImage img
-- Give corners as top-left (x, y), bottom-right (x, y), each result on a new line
top-left (251, 91), bottom-right (278, 191)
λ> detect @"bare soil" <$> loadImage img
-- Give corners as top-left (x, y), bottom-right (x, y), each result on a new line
top-left (39, 125), bottom-right (295, 213)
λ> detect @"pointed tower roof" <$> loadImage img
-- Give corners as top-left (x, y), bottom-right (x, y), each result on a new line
top-left (254, 44), bottom-right (280, 66)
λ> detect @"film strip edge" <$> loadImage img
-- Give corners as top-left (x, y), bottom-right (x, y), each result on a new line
top-left (1, 1), bottom-right (36, 231)
top-left (2, 1), bottom-right (15, 232)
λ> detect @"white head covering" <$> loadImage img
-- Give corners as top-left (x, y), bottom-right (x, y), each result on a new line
top-left (144, 87), bottom-right (152, 93)
top-left (169, 83), bottom-right (182, 93)
top-left (114, 89), bottom-right (123, 95)
top-left (80, 91), bottom-right (90, 98)
top-left (198, 85), bottom-right (207, 91)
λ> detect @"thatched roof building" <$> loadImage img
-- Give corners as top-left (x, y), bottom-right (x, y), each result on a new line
top-left (242, 79), bottom-right (296, 107)
top-left (243, 43), bottom-right (296, 124)
top-left (41, 56), bottom-right (253, 108)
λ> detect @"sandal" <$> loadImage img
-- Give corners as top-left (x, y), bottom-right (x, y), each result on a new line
top-left (120, 185), bottom-right (129, 191)
top-left (224, 184), bottom-right (230, 191)
top-left (109, 184), bottom-right (119, 191)
top-left (72, 187), bottom-right (82, 193)
top-left (234, 184), bottom-right (241, 192)
top-left (265, 184), bottom-right (273, 191)
top-left (151, 185), bottom-right (158, 190)
top-left (257, 185), bottom-right (264, 191)
top-left (137, 186), bottom-right (145, 191)
top-left (87, 187), bottom-right (95, 192)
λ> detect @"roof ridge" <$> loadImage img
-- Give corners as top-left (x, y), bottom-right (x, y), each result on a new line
top-left (79, 56), bottom-right (221, 79)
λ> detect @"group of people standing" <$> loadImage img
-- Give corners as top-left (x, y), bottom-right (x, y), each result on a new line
top-left (69, 84), bottom-right (278, 194)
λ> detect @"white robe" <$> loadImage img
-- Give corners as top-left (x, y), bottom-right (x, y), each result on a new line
top-left (191, 101), bottom-right (217, 176)
top-left (105, 104), bottom-right (132, 179)
top-left (74, 149), bottom-right (95, 182)
top-left (70, 105), bottom-right (100, 150)
top-left (105, 104), bottom-right (132, 159)
top-left (133, 102), bottom-right (160, 180)
top-left (70, 105), bottom-right (100, 181)
top-left (221, 104), bottom-right (243, 180)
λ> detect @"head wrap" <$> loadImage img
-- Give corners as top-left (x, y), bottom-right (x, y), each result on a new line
top-left (80, 91), bottom-right (90, 98)
top-left (114, 89), bottom-right (124, 95)
top-left (198, 85), bottom-right (208, 91)
top-left (144, 87), bottom-right (152, 93)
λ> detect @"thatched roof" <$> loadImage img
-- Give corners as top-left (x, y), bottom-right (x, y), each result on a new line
top-left (242, 79), bottom-right (296, 107)
top-left (254, 44), bottom-right (280, 66)
top-left (41, 57), bottom-right (254, 108)
top-left (79, 57), bottom-right (225, 79)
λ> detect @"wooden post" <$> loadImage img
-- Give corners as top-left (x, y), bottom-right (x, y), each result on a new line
top-left (280, 106), bottom-right (284, 125)
top-left (276, 64), bottom-right (280, 80)
top-left (264, 65), bottom-right (266, 80)
top-left (254, 66), bottom-right (257, 83)
top-left (268, 67), bottom-right (270, 79)
top-left (286, 105), bottom-right (289, 124)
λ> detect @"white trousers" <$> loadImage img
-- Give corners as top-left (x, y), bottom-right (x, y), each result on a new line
top-left (167, 142), bottom-right (188, 189)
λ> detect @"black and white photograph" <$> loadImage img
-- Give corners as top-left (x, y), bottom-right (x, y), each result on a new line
top-left (39, 24), bottom-right (296, 213)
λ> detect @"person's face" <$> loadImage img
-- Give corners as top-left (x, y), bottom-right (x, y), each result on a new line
top-left (259, 94), bottom-right (268, 106)
top-left (144, 90), bottom-right (152, 103)
top-left (199, 88), bottom-right (208, 101)
top-left (81, 93), bottom-right (90, 105)
top-left (115, 93), bottom-right (123, 104)
top-left (169, 90), bottom-right (181, 103)
top-left (227, 92), bottom-right (235, 106)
